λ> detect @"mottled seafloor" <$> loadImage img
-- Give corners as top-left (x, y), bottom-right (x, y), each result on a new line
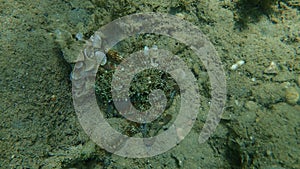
top-left (0, 0), bottom-right (299, 168)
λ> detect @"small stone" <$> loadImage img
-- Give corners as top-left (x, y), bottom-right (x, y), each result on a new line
top-left (285, 87), bottom-right (299, 105)
top-left (264, 61), bottom-right (278, 74)
top-left (75, 32), bottom-right (84, 41)
top-left (230, 60), bottom-right (245, 70)
top-left (50, 95), bottom-right (57, 101)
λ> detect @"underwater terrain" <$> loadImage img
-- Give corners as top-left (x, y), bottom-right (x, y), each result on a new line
top-left (0, 0), bottom-right (299, 168)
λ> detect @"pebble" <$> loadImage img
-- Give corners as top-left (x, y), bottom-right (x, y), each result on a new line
top-left (230, 60), bottom-right (245, 70)
top-left (264, 61), bottom-right (278, 74)
top-left (285, 87), bottom-right (299, 105)
top-left (75, 32), bottom-right (84, 41)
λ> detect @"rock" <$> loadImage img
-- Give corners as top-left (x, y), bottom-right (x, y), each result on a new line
top-left (264, 61), bottom-right (278, 74)
top-left (285, 87), bottom-right (299, 105)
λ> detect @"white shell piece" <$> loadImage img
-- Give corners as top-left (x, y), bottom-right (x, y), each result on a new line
top-left (230, 60), bottom-right (245, 70)
top-left (230, 64), bottom-right (238, 70)
top-left (144, 46), bottom-right (149, 56)
top-left (237, 60), bottom-right (245, 66)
